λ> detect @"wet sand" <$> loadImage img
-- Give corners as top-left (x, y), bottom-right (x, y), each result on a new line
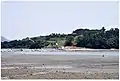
top-left (1, 52), bottom-right (119, 79)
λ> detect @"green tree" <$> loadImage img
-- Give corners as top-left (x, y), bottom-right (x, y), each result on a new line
top-left (64, 36), bottom-right (74, 46)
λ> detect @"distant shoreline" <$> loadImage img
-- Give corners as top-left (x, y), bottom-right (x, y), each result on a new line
top-left (1, 48), bottom-right (119, 52)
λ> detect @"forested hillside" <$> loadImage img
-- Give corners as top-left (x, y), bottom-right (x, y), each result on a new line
top-left (1, 27), bottom-right (119, 49)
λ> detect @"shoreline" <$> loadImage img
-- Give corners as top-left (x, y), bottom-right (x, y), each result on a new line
top-left (1, 48), bottom-right (119, 52)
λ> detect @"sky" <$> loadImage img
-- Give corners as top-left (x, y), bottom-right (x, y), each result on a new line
top-left (1, 1), bottom-right (119, 40)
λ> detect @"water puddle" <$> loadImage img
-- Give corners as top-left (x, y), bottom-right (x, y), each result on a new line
top-left (32, 72), bottom-right (48, 75)
top-left (29, 65), bottom-right (73, 69)
top-left (1, 65), bottom-right (73, 69)
top-left (1, 77), bottom-right (9, 79)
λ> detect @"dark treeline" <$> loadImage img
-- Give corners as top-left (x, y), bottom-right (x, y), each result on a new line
top-left (1, 27), bottom-right (119, 49)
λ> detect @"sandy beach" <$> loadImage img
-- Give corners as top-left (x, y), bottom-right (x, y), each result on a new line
top-left (1, 51), bottom-right (119, 79)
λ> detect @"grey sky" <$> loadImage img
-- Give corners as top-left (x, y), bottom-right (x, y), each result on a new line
top-left (1, 1), bottom-right (118, 40)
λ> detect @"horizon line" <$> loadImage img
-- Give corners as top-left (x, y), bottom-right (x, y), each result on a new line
top-left (1, 27), bottom-right (119, 41)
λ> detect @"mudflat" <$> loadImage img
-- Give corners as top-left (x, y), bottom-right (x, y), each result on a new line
top-left (1, 51), bottom-right (119, 79)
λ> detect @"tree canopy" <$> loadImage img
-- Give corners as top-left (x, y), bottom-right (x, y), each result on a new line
top-left (1, 27), bottom-right (119, 49)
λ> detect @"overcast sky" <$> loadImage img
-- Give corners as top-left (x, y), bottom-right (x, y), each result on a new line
top-left (1, 1), bottom-right (118, 40)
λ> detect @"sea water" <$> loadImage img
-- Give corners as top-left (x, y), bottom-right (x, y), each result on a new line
top-left (1, 49), bottom-right (119, 56)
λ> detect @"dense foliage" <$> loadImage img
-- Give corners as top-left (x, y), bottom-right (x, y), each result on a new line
top-left (1, 27), bottom-right (119, 49)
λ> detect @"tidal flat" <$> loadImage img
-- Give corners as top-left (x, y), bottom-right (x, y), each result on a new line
top-left (1, 50), bottom-right (119, 79)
